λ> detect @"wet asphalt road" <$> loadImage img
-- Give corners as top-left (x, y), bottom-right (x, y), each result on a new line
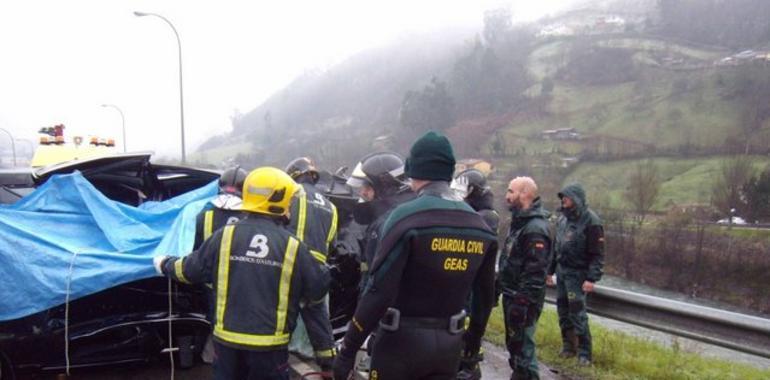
top-left (33, 341), bottom-right (563, 380)
top-left (32, 361), bottom-right (212, 380)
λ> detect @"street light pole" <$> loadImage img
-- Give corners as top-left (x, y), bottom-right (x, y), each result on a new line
top-left (0, 127), bottom-right (16, 167)
top-left (15, 138), bottom-right (34, 156)
top-left (101, 104), bottom-right (127, 152)
top-left (134, 11), bottom-right (186, 163)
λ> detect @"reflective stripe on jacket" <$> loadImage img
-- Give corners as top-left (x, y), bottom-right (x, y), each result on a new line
top-left (193, 207), bottom-right (245, 250)
top-left (163, 215), bottom-right (330, 351)
top-left (288, 183), bottom-right (338, 263)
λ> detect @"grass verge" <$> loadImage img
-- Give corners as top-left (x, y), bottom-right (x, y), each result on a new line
top-left (484, 307), bottom-right (770, 380)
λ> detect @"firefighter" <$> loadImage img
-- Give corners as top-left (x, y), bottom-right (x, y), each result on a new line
top-left (452, 168), bottom-right (500, 380)
top-left (344, 152), bottom-right (414, 372)
top-left (333, 131), bottom-right (498, 380)
top-left (345, 152), bottom-right (414, 287)
top-left (153, 167), bottom-right (330, 380)
top-left (547, 183), bottom-right (604, 366)
top-left (194, 166), bottom-right (248, 249)
top-left (284, 157), bottom-right (337, 372)
top-left (452, 168), bottom-right (500, 232)
top-left (500, 177), bottom-right (551, 380)
top-left (194, 166), bottom-right (248, 364)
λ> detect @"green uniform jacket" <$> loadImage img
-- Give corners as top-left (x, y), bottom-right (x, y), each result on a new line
top-left (288, 183), bottom-right (338, 263)
top-left (162, 215), bottom-right (330, 351)
top-left (499, 197), bottom-right (552, 304)
top-left (549, 184), bottom-right (605, 282)
top-left (339, 182), bottom-right (498, 357)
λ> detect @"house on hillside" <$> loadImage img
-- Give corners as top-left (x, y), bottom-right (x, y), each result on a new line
top-left (537, 11), bottom-right (628, 38)
top-left (560, 156), bottom-right (580, 168)
top-left (371, 134), bottom-right (393, 150)
top-left (593, 15), bottom-right (626, 33)
top-left (715, 50), bottom-right (770, 66)
top-left (541, 128), bottom-right (581, 140)
top-left (455, 158), bottom-right (493, 177)
top-left (752, 52), bottom-right (770, 63)
top-left (734, 50), bottom-right (757, 60)
top-left (538, 24), bottom-right (575, 37)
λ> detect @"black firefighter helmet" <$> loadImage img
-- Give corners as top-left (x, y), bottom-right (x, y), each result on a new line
top-left (219, 166), bottom-right (248, 197)
top-left (346, 152), bottom-right (406, 199)
top-left (285, 157), bottom-right (320, 184)
top-left (454, 168), bottom-right (489, 198)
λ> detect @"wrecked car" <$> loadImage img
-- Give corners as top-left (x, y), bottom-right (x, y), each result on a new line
top-left (0, 153), bottom-right (362, 379)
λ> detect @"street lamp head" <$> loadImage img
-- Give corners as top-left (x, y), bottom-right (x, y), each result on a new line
top-left (100, 104), bottom-right (108, 107)
top-left (133, 11), bottom-right (149, 17)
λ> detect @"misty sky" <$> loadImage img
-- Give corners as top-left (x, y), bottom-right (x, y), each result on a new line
top-left (0, 0), bottom-right (576, 160)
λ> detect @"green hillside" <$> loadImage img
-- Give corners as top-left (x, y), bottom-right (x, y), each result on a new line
top-left (562, 157), bottom-right (770, 211)
top-left (488, 36), bottom-right (761, 156)
top-left (196, 1), bottom-right (770, 216)
top-left (476, 32), bottom-right (770, 215)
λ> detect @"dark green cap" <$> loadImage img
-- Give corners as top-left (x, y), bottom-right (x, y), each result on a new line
top-left (404, 131), bottom-right (456, 181)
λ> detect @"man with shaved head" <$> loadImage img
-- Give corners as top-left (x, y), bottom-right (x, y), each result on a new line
top-left (499, 176), bottom-right (552, 380)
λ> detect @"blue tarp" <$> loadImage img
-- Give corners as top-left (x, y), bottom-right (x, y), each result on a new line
top-left (0, 172), bottom-right (218, 321)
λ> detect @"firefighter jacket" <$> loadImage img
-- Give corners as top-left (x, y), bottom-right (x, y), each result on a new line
top-left (161, 215), bottom-right (330, 351)
top-left (352, 190), bottom-right (415, 276)
top-left (549, 184), bottom-right (605, 282)
top-left (286, 182), bottom-right (338, 360)
top-left (194, 207), bottom-right (245, 250)
top-left (193, 204), bottom-right (245, 323)
top-left (288, 183), bottom-right (338, 263)
top-left (466, 191), bottom-right (500, 233)
top-left (499, 197), bottom-right (551, 304)
top-left (339, 182), bottom-right (498, 358)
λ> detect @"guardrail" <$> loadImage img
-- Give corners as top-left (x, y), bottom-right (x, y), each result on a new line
top-left (290, 285), bottom-right (770, 378)
top-left (546, 285), bottom-right (770, 359)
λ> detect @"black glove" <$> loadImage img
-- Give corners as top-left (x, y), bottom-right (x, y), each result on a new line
top-left (332, 349), bottom-right (355, 380)
top-left (334, 240), bottom-right (357, 257)
top-left (507, 296), bottom-right (530, 329)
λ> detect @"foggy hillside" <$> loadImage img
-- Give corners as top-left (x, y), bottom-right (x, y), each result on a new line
top-left (196, 0), bottom-right (770, 197)
top-left (196, 27), bottom-right (474, 168)
top-left (193, 0), bottom-right (770, 315)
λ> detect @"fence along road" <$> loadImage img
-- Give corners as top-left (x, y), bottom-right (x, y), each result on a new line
top-left (546, 284), bottom-right (770, 359)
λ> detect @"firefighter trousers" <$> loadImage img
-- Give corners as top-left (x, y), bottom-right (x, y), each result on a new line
top-left (213, 342), bottom-right (289, 380)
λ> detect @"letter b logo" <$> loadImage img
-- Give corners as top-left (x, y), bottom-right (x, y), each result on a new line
top-left (246, 234), bottom-right (270, 258)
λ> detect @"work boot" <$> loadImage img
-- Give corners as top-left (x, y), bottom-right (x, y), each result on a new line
top-left (577, 334), bottom-right (592, 364)
top-left (457, 351), bottom-right (483, 380)
top-left (558, 328), bottom-right (577, 358)
top-left (510, 370), bottom-right (533, 380)
top-left (457, 367), bottom-right (482, 380)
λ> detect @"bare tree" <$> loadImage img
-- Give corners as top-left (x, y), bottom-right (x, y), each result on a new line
top-left (482, 7), bottom-right (512, 46)
top-left (711, 156), bottom-right (754, 217)
top-left (624, 160), bottom-right (661, 225)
